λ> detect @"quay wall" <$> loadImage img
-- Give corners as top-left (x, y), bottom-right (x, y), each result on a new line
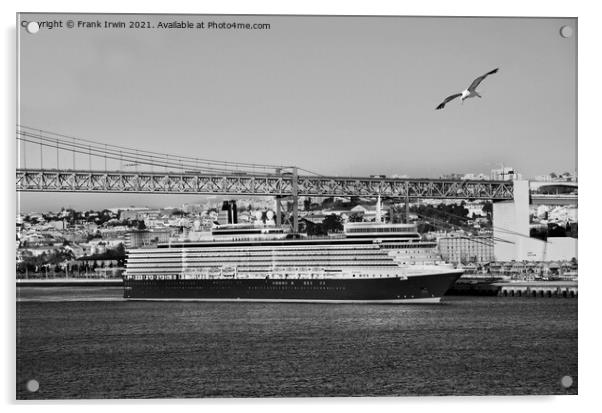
top-left (496, 281), bottom-right (578, 298)
top-left (16, 279), bottom-right (123, 287)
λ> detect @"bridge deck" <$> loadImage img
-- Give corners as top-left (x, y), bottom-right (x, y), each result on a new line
top-left (16, 169), bottom-right (515, 199)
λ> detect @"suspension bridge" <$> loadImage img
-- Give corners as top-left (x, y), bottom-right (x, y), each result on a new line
top-left (16, 126), bottom-right (514, 199)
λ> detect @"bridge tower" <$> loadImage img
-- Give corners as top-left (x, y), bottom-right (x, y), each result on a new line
top-left (291, 166), bottom-right (298, 233)
top-left (493, 180), bottom-right (531, 261)
top-left (274, 167), bottom-right (299, 233)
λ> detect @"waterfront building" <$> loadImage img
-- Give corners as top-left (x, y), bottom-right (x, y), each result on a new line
top-left (438, 234), bottom-right (494, 264)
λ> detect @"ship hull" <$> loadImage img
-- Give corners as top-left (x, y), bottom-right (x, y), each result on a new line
top-left (123, 271), bottom-right (462, 303)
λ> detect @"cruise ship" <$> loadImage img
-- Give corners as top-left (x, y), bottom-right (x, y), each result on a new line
top-left (123, 220), bottom-right (463, 303)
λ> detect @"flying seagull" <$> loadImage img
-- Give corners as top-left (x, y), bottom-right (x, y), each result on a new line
top-left (435, 68), bottom-right (499, 110)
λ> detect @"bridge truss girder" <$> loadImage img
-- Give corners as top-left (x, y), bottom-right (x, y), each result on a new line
top-left (16, 169), bottom-right (514, 200)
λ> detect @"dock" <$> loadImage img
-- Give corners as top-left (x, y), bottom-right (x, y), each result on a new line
top-left (16, 278), bottom-right (123, 287)
top-left (447, 276), bottom-right (577, 298)
top-left (495, 281), bottom-right (577, 298)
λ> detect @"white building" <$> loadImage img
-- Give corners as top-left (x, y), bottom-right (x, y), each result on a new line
top-left (490, 167), bottom-right (523, 181)
top-left (438, 235), bottom-right (494, 264)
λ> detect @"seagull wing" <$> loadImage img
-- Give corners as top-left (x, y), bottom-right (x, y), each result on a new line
top-left (436, 93), bottom-right (462, 110)
top-left (468, 68), bottom-right (498, 91)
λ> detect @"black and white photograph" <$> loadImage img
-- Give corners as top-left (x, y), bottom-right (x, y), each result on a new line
top-left (13, 9), bottom-right (580, 401)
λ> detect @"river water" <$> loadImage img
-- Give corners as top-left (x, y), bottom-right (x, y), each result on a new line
top-left (16, 287), bottom-right (577, 398)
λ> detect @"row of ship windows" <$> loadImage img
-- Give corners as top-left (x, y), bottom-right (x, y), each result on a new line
top-left (134, 279), bottom-right (326, 284)
top-left (441, 247), bottom-right (490, 250)
top-left (128, 252), bottom-right (390, 259)
top-left (126, 265), bottom-right (400, 273)
top-left (382, 243), bottom-right (437, 247)
top-left (127, 272), bottom-right (398, 281)
top-left (345, 227), bottom-right (416, 233)
top-left (129, 250), bottom-right (439, 259)
top-left (134, 282), bottom-right (346, 291)
top-left (151, 243), bottom-right (434, 249)
top-left (391, 250), bottom-right (438, 254)
top-left (381, 246), bottom-right (437, 250)
top-left (127, 260), bottom-right (396, 266)
top-left (128, 257), bottom-right (394, 262)
top-left (134, 245), bottom-right (384, 254)
top-left (393, 253), bottom-right (437, 257)
top-left (129, 256), bottom-right (391, 260)
top-left (127, 272), bottom-right (397, 278)
top-left (128, 256), bottom-right (393, 263)
top-left (127, 255), bottom-right (398, 268)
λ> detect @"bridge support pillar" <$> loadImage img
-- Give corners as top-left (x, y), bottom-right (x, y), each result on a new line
top-left (275, 168), bottom-right (283, 227)
top-left (292, 167), bottom-right (299, 233)
top-left (405, 181), bottom-right (410, 224)
top-left (275, 196), bottom-right (282, 227)
top-left (493, 180), bottom-right (530, 261)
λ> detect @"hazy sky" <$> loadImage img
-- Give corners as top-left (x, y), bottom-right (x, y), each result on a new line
top-left (17, 14), bottom-right (577, 212)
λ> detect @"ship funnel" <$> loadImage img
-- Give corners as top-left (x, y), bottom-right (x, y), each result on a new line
top-left (219, 200), bottom-right (238, 224)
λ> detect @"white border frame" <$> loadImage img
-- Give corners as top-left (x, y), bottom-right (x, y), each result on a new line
top-left (3, 1), bottom-right (597, 412)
